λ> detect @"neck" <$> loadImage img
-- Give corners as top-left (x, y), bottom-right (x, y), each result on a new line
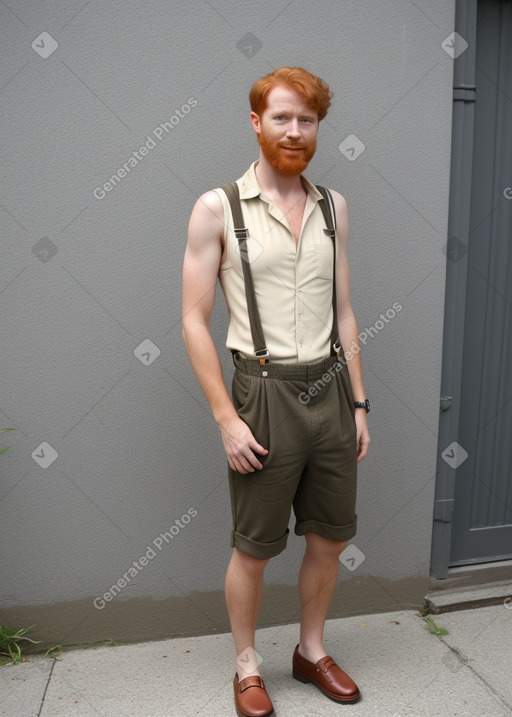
top-left (254, 155), bottom-right (306, 199)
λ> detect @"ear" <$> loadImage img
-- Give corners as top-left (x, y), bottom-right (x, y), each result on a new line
top-left (250, 111), bottom-right (261, 136)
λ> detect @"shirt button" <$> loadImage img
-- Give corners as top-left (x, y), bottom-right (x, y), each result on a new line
top-left (262, 370), bottom-right (268, 377)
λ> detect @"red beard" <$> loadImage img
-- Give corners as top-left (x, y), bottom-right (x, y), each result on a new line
top-left (258, 129), bottom-right (316, 176)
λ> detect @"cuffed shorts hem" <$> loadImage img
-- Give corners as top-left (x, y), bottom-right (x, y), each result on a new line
top-left (231, 528), bottom-right (289, 560)
top-left (294, 515), bottom-right (357, 542)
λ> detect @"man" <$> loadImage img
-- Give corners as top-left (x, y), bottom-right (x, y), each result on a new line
top-left (182, 67), bottom-right (370, 717)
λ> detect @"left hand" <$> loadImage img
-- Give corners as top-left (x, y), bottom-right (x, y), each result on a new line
top-left (354, 410), bottom-right (370, 462)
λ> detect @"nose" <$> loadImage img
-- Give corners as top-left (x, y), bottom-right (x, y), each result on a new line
top-left (286, 118), bottom-right (302, 139)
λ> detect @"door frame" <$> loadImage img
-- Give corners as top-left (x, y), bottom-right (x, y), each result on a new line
top-left (430, 0), bottom-right (478, 579)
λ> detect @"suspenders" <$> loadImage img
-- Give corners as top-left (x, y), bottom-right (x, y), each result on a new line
top-left (221, 181), bottom-right (341, 365)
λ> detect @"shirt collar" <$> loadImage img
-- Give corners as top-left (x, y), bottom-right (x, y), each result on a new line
top-left (238, 160), bottom-right (323, 203)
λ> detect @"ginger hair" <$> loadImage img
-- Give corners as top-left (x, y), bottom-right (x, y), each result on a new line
top-left (249, 67), bottom-right (333, 121)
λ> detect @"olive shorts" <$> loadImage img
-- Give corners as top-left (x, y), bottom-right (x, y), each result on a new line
top-left (228, 351), bottom-right (358, 560)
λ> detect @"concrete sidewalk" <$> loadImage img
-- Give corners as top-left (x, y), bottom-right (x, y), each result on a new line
top-left (1, 604), bottom-right (511, 717)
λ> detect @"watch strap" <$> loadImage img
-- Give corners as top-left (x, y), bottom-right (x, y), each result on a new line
top-left (353, 399), bottom-right (370, 414)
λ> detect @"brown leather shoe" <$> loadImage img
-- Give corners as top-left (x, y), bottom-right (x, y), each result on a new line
top-left (292, 644), bottom-right (361, 703)
top-left (233, 673), bottom-right (274, 717)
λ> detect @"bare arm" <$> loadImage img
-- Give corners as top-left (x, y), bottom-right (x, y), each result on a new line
top-left (182, 190), bottom-right (268, 473)
top-left (331, 190), bottom-right (370, 462)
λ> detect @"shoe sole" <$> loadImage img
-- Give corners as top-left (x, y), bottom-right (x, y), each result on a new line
top-left (234, 706), bottom-right (275, 717)
top-left (292, 669), bottom-right (361, 704)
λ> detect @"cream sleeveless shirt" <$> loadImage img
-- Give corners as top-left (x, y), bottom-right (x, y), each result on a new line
top-left (215, 161), bottom-right (335, 364)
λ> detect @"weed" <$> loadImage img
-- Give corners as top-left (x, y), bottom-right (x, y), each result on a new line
top-left (422, 616), bottom-right (448, 635)
top-left (0, 624), bottom-right (40, 665)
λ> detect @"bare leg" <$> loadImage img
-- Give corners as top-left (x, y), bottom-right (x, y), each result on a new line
top-left (297, 534), bottom-right (349, 663)
top-left (225, 547), bottom-right (269, 680)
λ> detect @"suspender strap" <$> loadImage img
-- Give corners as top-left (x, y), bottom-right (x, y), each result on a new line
top-left (221, 181), bottom-right (341, 363)
top-left (221, 182), bottom-right (269, 364)
top-left (316, 185), bottom-right (342, 356)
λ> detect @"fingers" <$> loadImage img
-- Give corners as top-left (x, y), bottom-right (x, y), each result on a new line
top-left (231, 442), bottom-right (267, 474)
top-left (357, 445), bottom-right (368, 463)
top-left (252, 440), bottom-right (269, 457)
top-left (233, 457), bottom-right (259, 474)
top-left (356, 434), bottom-right (370, 462)
top-left (222, 419), bottom-right (269, 475)
top-left (355, 419), bottom-right (370, 463)
top-left (232, 453), bottom-right (257, 474)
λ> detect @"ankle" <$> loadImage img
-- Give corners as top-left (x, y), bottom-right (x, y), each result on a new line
top-left (236, 646), bottom-right (262, 681)
top-left (297, 640), bottom-right (327, 664)
top-left (236, 665), bottom-right (262, 681)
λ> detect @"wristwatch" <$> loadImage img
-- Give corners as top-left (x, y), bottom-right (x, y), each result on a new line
top-left (353, 399), bottom-right (370, 414)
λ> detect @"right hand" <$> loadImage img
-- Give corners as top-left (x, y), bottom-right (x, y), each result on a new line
top-left (218, 414), bottom-right (268, 474)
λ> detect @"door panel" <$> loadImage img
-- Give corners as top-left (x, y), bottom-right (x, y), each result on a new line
top-left (449, 0), bottom-right (512, 564)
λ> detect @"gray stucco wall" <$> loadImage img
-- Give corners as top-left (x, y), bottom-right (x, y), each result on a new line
top-left (1, 0), bottom-right (455, 647)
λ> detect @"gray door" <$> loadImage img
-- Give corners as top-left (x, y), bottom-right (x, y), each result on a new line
top-left (432, 0), bottom-right (512, 575)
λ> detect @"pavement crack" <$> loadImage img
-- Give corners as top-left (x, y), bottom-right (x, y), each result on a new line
top-left (37, 658), bottom-right (56, 717)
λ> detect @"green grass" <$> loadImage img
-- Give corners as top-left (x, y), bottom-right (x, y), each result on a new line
top-left (0, 624), bottom-right (40, 665)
